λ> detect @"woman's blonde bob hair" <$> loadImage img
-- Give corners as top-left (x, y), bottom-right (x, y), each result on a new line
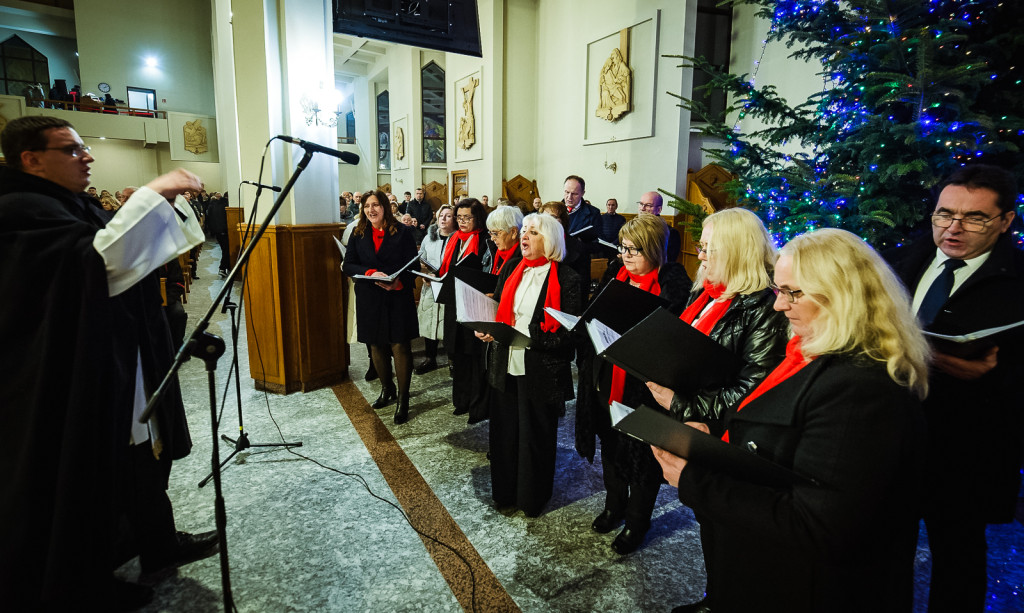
top-left (619, 214), bottom-right (669, 269)
top-left (694, 207), bottom-right (776, 299)
top-left (521, 213), bottom-right (566, 262)
top-left (780, 228), bottom-right (930, 399)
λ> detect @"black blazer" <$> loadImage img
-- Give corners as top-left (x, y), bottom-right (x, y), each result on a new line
top-left (342, 223), bottom-right (419, 344)
top-left (441, 234), bottom-right (486, 357)
top-left (678, 353), bottom-right (926, 612)
top-left (887, 236), bottom-right (1024, 521)
top-left (484, 261), bottom-right (581, 404)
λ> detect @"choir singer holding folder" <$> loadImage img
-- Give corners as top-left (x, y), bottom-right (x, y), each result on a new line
top-left (476, 213), bottom-right (581, 517)
top-left (653, 229), bottom-right (929, 613)
top-left (343, 190), bottom-right (419, 424)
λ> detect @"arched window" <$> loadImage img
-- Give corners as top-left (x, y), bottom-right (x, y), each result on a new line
top-left (421, 62), bottom-right (445, 163)
top-left (1, 35), bottom-right (50, 98)
top-left (376, 90), bottom-right (390, 171)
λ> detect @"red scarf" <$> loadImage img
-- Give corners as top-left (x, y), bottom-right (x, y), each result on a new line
top-left (609, 266), bottom-right (662, 404)
top-left (491, 246), bottom-right (517, 275)
top-left (371, 226), bottom-right (386, 252)
top-left (495, 257), bottom-right (562, 333)
top-left (680, 281), bottom-right (732, 335)
top-left (723, 336), bottom-right (812, 442)
top-left (438, 229), bottom-right (481, 276)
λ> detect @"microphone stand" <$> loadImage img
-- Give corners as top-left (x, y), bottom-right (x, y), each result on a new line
top-left (197, 183), bottom-right (302, 489)
top-left (141, 148), bottom-right (315, 612)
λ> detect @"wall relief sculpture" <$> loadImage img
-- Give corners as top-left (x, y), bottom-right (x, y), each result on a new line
top-left (183, 119), bottom-right (209, 154)
top-left (595, 38), bottom-right (633, 122)
top-left (458, 76), bottom-right (479, 150)
top-left (394, 126), bottom-right (405, 160)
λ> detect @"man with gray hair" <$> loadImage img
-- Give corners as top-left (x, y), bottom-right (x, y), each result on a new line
top-left (638, 190), bottom-right (680, 261)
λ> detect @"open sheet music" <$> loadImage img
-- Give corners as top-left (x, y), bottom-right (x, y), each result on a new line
top-left (923, 319), bottom-right (1024, 358)
top-left (455, 278), bottom-right (531, 348)
top-left (350, 253), bottom-right (421, 282)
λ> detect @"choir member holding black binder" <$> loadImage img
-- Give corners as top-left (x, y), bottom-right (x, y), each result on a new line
top-left (484, 205), bottom-right (524, 277)
top-left (439, 198), bottom-right (489, 419)
top-left (581, 214), bottom-right (692, 554)
top-left (342, 190), bottom-right (419, 424)
top-left (653, 229), bottom-right (929, 613)
top-left (476, 213), bottom-right (581, 517)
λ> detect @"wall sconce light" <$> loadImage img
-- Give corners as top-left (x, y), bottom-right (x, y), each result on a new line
top-left (301, 89), bottom-right (344, 127)
top-left (604, 160), bottom-right (618, 173)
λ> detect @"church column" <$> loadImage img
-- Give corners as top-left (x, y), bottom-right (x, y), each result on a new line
top-left (227, 0), bottom-right (347, 393)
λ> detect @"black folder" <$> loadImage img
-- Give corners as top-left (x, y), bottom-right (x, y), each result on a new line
top-left (613, 404), bottom-right (816, 488)
top-left (581, 279), bottom-right (669, 334)
top-left (598, 308), bottom-right (743, 395)
top-left (459, 320), bottom-right (532, 348)
top-left (923, 319), bottom-right (1024, 359)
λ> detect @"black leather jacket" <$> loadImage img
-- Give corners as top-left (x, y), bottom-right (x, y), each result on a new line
top-left (669, 287), bottom-right (790, 436)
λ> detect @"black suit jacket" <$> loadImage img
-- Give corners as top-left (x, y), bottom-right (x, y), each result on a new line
top-left (887, 236), bottom-right (1024, 521)
top-left (342, 223), bottom-right (419, 344)
top-left (678, 353), bottom-right (925, 612)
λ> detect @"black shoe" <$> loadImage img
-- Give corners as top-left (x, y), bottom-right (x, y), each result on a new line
top-left (111, 577), bottom-right (154, 611)
top-left (372, 385), bottom-right (397, 409)
top-left (365, 364), bottom-right (379, 381)
top-left (393, 394), bottom-right (410, 424)
top-left (414, 359), bottom-right (438, 375)
top-left (452, 405), bottom-right (469, 416)
top-left (140, 530), bottom-right (219, 575)
top-left (611, 526), bottom-right (647, 555)
top-left (671, 598), bottom-right (712, 613)
top-left (591, 509), bottom-right (625, 533)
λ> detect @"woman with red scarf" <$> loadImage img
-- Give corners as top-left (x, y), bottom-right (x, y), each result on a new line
top-left (484, 205), bottom-right (524, 278)
top-left (342, 190), bottom-right (419, 424)
top-left (644, 207), bottom-right (788, 609)
top-left (653, 229), bottom-right (929, 613)
top-left (582, 214), bottom-right (692, 555)
top-left (476, 213), bottom-right (581, 517)
top-left (439, 198), bottom-right (489, 419)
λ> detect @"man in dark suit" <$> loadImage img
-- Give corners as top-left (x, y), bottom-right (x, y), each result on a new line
top-left (406, 187), bottom-right (433, 239)
top-left (886, 164), bottom-right (1024, 612)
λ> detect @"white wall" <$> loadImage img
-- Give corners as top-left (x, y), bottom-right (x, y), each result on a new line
top-left (74, 0), bottom-right (216, 116)
top-left (0, 27), bottom-right (79, 91)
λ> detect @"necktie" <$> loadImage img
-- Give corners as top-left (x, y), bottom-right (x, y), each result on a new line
top-left (917, 259), bottom-right (966, 326)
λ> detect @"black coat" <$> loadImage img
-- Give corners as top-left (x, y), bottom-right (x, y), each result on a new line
top-left (441, 234), bottom-right (486, 357)
top-left (484, 261), bottom-right (582, 404)
top-left (678, 353), bottom-right (926, 612)
top-left (887, 236), bottom-right (1024, 522)
top-left (574, 260), bottom-right (692, 463)
top-left (0, 168), bottom-right (190, 608)
top-left (669, 287), bottom-right (790, 436)
top-left (342, 223), bottom-right (419, 344)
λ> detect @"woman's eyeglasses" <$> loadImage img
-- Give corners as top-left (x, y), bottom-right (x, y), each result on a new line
top-left (616, 244), bottom-right (642, 256)
top-left (769, 282), bottom-right (804, 304)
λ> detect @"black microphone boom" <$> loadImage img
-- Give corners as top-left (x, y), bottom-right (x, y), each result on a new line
top-left (241, 180), bottom-right (282, 192)
top-left (277, 135), bottom-right (360, 165)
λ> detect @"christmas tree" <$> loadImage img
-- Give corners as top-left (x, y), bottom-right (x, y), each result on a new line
top-left (670, 0), bottom-right (1024, 249)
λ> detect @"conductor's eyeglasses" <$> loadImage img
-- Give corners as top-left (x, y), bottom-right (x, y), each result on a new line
top-left (931, 212), bottom-right (1005, 233)
top-left (39, 144), bottom-right (91, 158)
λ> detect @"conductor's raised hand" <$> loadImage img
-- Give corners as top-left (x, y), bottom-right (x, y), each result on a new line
top-left (145, 169), bottom-right (203, 201)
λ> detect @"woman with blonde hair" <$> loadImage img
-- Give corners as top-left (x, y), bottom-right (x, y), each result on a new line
top-left (655, 228), bottom-right (928, 613)
top-left (476, 213), bottom-right (581, 516)
top-left (580, 213), bottom-right (692, 555)
top-left (414, 204), bottom-right (455, 374)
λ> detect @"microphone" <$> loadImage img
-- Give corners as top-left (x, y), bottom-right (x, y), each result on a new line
top-left (277, 135), bottom-right (360, 165)
top-left (241, 180), bottom-right (282, 192)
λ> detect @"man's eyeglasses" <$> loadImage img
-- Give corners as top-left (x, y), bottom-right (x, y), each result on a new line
top-left (931, 212), bottom-right (1005, 233)
top-left (617, 244), bottom-right (642, 256)
top-left (38, 144), bottom-right (91, 158)
top-left (769, 282), bottom-right (804, 304)
top-left (637, 202), bottom-right (657, 211)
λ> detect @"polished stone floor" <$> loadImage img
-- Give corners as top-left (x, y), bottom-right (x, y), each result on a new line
top-left (116, 242), bottom-right (1024, 612)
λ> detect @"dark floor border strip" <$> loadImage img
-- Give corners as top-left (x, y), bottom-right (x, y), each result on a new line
top-left (331, 381), bottom-right (519, 613)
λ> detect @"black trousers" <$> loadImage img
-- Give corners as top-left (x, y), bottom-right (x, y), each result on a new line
top-left (215, 232), bottom-right (230, 270)
top-left (924, 506), bottom-right (988, 612)
top-left (489, 374), bottom-right (561, 516)
top-left (599, 431), bottom-right (661, 532)
top-left (451, 350), bottom-right (487, 415)
top-left (124, 441), bottom-right (178, 563)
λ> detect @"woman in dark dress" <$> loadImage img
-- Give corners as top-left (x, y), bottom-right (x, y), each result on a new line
top-left (653, 229), bottom-right (929, 613)
top-left (440, 198), bottom-right (488, 419)
top-left (476, 213), bottom-right (581, 516)
top-left (342, 190), bottom-right (419, 424)
top-left (581, 214), bottom-right (692, 555)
